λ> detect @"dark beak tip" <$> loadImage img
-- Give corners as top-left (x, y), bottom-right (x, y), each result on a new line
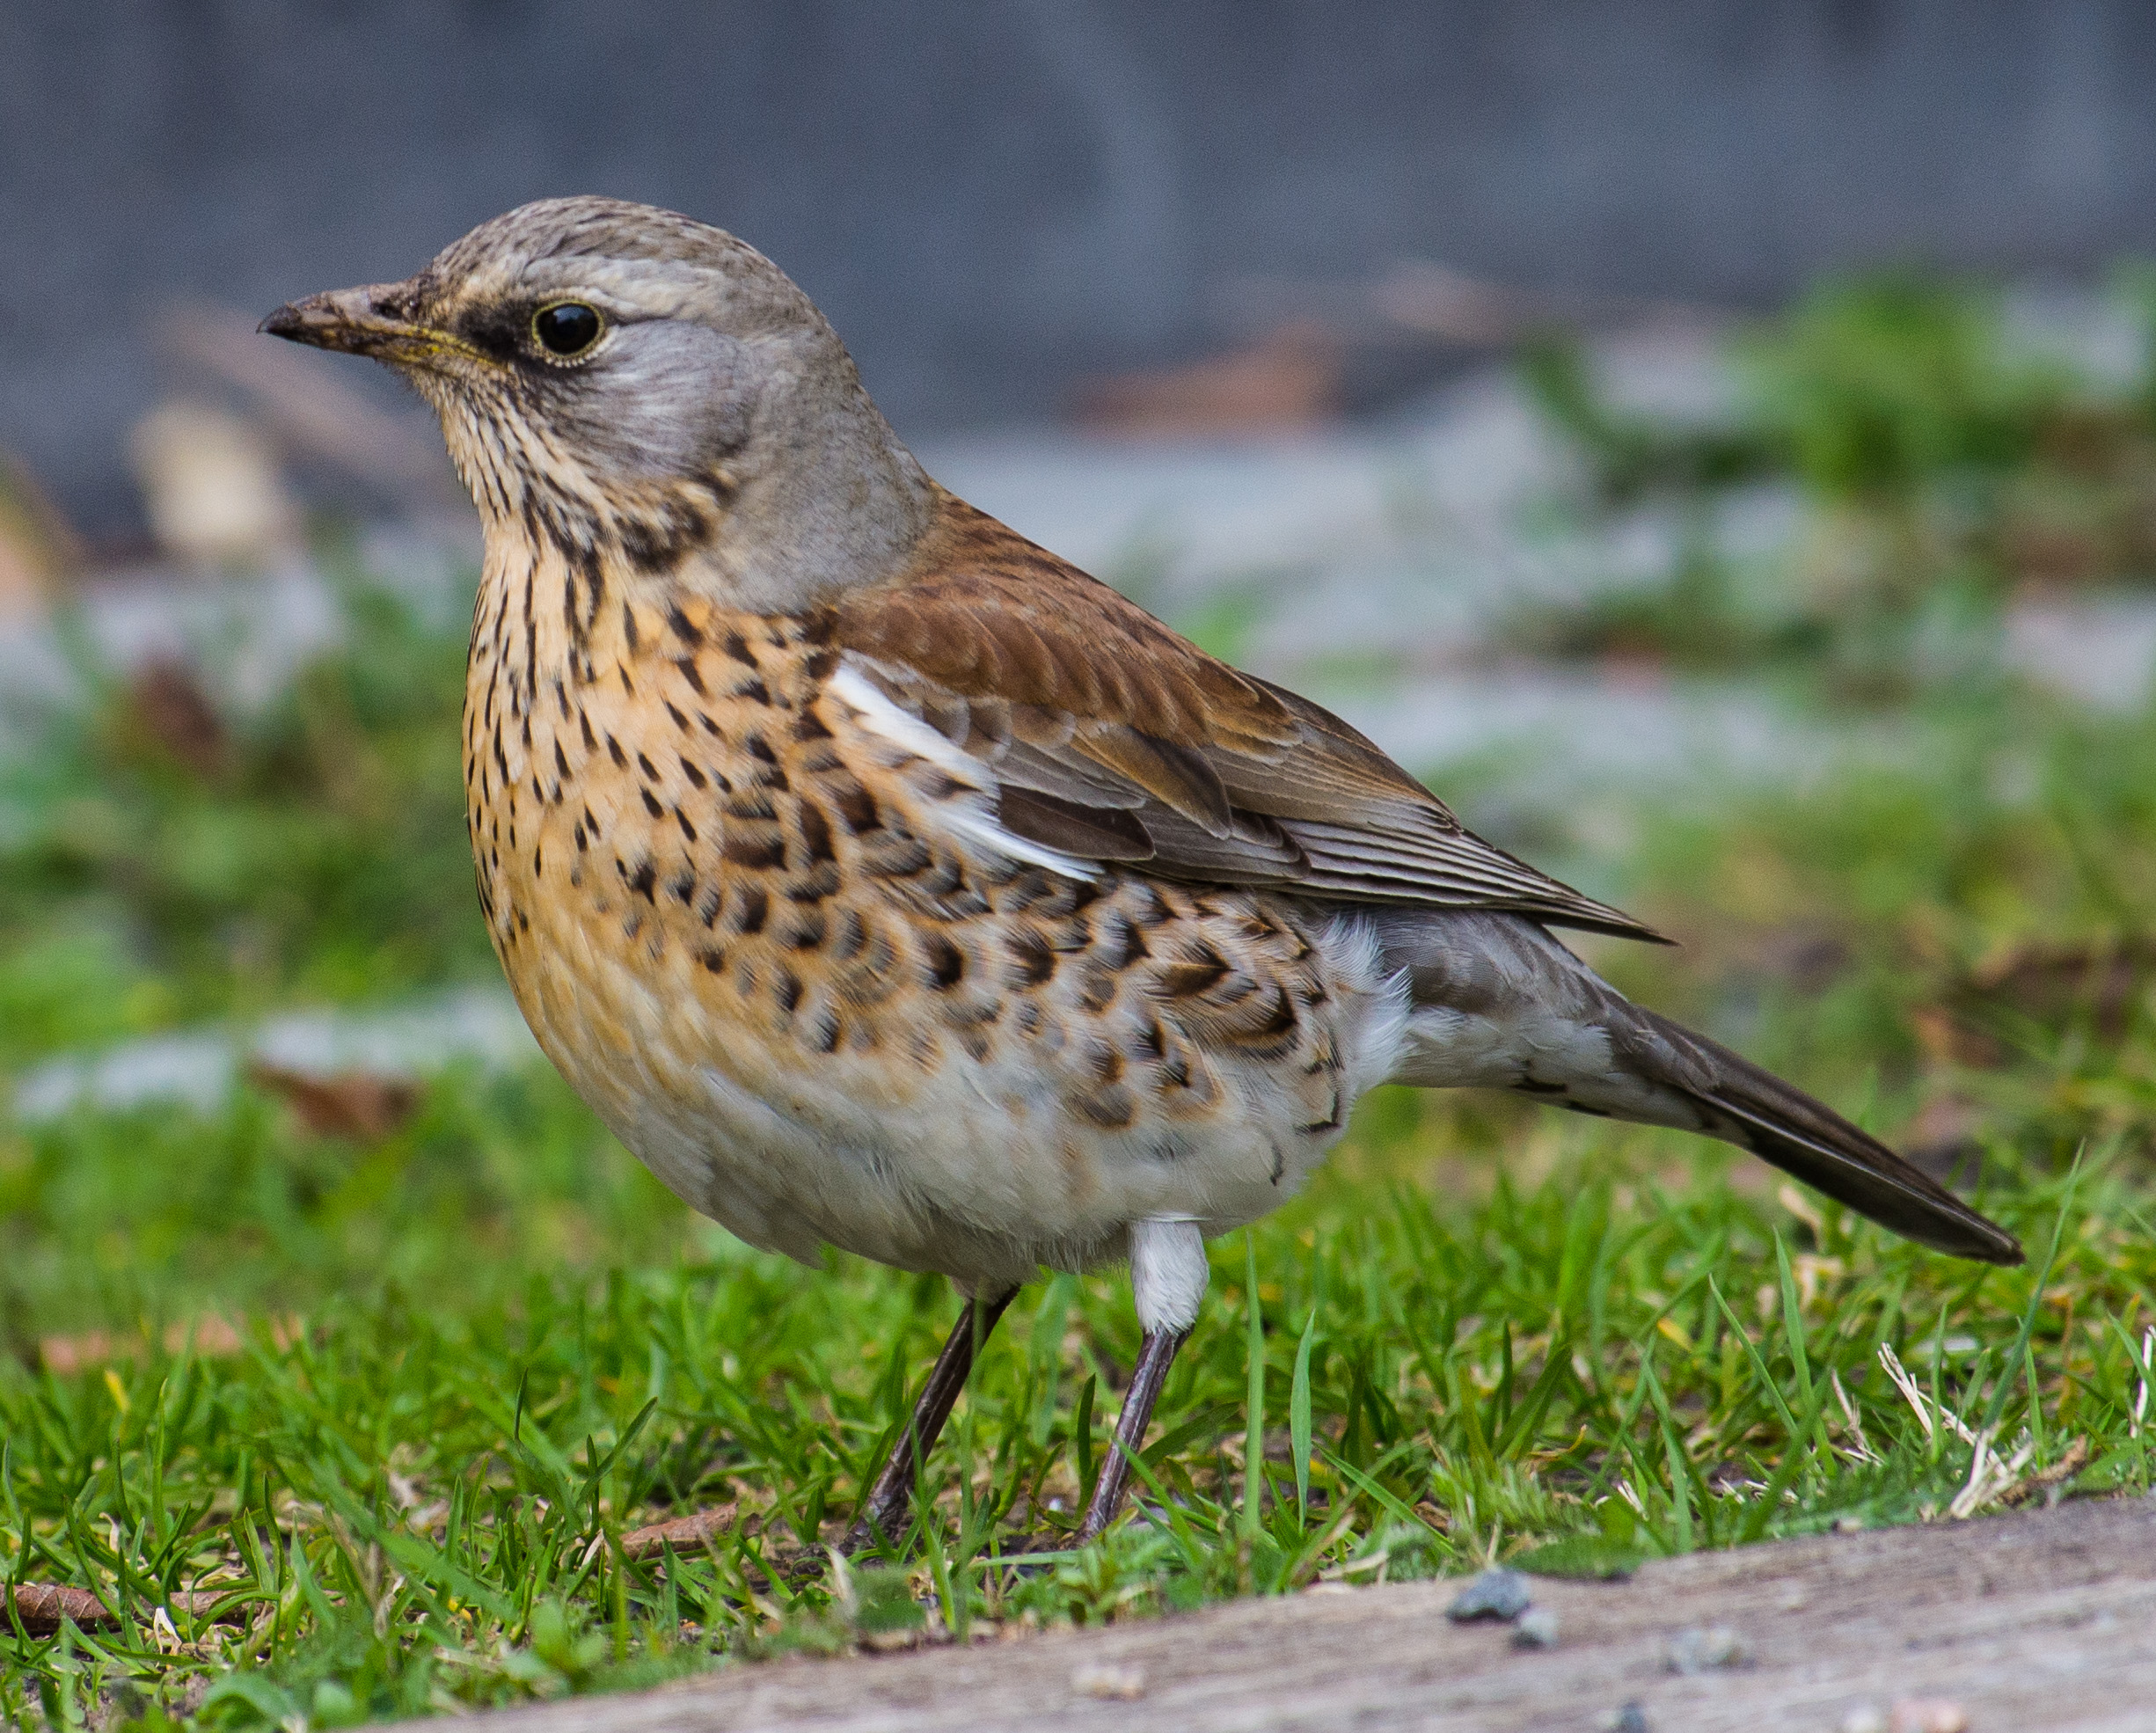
top-left (259, 303), bottom-right (306, 340)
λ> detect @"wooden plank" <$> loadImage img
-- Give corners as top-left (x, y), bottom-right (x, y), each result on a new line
top-left (406, 1496), bottom-right (2156, 1732)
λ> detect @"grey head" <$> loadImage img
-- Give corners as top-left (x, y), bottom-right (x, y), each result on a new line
top-left (262, 197), bottom-right (933, 611)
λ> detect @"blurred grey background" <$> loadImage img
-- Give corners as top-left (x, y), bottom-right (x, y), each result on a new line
top-left (7, 0), bottom-right (2156, 538)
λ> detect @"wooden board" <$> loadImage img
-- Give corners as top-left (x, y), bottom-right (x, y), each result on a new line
top-left (405, 1495), bottom-right (2156, 1731)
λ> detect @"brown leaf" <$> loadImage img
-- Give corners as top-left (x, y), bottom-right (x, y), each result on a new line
top-left (1073, 324), bottom-right (1341, 436)
top-left (7, 1583), bottom-right (252, 1637)
top-left (620, 1504), bottom-right (737, 1561)
top-left (246, 1060), bottom-right (420, 1141)
top-left (127, 660), bottom-right (230, 779)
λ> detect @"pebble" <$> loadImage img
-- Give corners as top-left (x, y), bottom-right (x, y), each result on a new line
top-left (1663, 1624), bottom-right (1751, 1674)
top-left (1510, 1605), bottom-right (1561, 1649)
top-left (1597, 1703), bottom-right (1651, 1733)
top-left (1446, 1568), bottom-right (1534, 1623)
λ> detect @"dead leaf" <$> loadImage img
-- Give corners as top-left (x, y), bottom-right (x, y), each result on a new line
top-left (1074, 324), bottom-right (1341, 436)
top-left (620, 1505), bottom-right (738, 1561)
top-left (246, 1060), bottom-right (420, 1141)
top-left (2000, 1436), bottom-right (2092, 1508)
top-left (128, 660), bottom-right (230, 779)
top-left (7, 1583), bottom-right (252, 1637)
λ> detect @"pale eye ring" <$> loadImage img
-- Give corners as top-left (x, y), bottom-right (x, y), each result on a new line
top-left (532, 302), bottom-right (603, 358)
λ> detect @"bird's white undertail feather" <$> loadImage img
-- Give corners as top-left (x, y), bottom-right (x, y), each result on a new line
top-left (1130, 1217), bottom-right (1210, 1334)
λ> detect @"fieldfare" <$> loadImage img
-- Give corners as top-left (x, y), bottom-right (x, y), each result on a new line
top-left (264, 199), bottom-right (2020, 1554)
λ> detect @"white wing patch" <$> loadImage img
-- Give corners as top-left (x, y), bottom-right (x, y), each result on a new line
top-left (827, 661), bottom-right (1101, 881)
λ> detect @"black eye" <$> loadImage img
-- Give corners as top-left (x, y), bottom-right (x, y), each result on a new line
top-left (533, 302), bottom-right (603, 357)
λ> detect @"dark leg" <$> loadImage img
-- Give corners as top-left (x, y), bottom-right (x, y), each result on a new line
top-left (1076, 1328), bottom-right (1187, 1543)
top-left (843, 1288), bottom-right (1016, 1555)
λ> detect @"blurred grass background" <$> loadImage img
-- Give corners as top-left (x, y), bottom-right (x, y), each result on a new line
top-left (2, 273), bottom-right (2154, 1726)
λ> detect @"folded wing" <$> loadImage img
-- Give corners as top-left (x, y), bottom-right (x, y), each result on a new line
top-left (835, 491), bottom-right (1666, 943)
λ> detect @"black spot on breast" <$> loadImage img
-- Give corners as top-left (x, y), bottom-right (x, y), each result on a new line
top-left (695, 883), bottom-right (722, 926)
top-left (1005, 928), bottom-right (1056, 988)
top-left (781, 910), bottom-right (826, 950)
top-left (830, 908), bottom-right (866, 961)
top-left (666, 605), bottom-right (705, 648)
top-left (607, 734), bottom-right (629, 770)
top-left (922, 933), bottom-right (965, 991)
top-left (830, 779), bottom-right (880, 835)
top-left (772, 967), bottom-right (800, 1016)
top-left (675, 807), bottom-right (698, 843)
top-left (1152, 950), bottom-right (1231, 998)
top-left (1074, 1087), bottom-right (1136, 1130)
top-left (676, 658), bottom-right (708, 698)
top-left (554, 741), bottom-right (571, 780)
top-left (797, 800), bottom-right (835, 863)
top-left (620, 602), bottom-right (641, 654)
top-left (783, 865), bottom-right (838, 903)
top-left (792, 708), bottom-right (832, 742)
top-left (698, 946), bottom-right (726, 973)
top-left (625, 859), bottom-right (657, 901)
top-left (722, 834), bottom-right (786, 870)
top-left (727, 884), bottom-right (769, 934)
top-left (743, 732), bottom-right (776, 764)
top-left (721, 632), bottom-right (757, 668)
top-left (669, 868), bottom-right (697, 904)
top-left (663, 700), bottom-right (690, 732)
top-left (640, 787), bottom-right (664, 818)
top-left (1099, 912), bottom-right (1148, 970)
top-left (680, 757), bottom-right (707, 790)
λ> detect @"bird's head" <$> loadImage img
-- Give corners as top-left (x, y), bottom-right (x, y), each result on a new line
top-left (262, 196), bottom-right (932, 611)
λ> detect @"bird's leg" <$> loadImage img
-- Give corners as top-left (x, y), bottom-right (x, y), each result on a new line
top-left (1075, 1327), bottom-right (1188, 1543)
top-left (843, 1287), bottom-right (1016, 1556)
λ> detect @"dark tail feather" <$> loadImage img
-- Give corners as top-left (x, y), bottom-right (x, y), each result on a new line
top-left (1633, 1006), bottom-right (2023, 1267)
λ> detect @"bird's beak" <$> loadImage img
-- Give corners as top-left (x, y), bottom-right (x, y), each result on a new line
top-left (259, 282), bottom-right (467, 369)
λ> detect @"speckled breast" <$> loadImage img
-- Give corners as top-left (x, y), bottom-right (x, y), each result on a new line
top-left (460, 537), bottom-right (1386, 1283)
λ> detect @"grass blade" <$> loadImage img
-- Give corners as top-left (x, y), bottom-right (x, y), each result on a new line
top-left (1290, 1306), bottom-right (1318, 1527)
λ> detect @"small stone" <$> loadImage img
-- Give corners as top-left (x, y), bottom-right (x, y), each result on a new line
top-left (1446, 1567), bottom-right (1533, 1622)
top-left (1071, 1662), bottom-right (1146, 1700)
top-left (1597, 1703), bottom-right (1651, 1733)
top-left (1839, 1708), bottom-right (1889, 1733)
top-left (1510, 1605), bottom-right (1560, 1649)
top-left (1663, 1623), bottom-right (1751, 1674)
top-left (1889, 1702), bottom-right (1969, 1733)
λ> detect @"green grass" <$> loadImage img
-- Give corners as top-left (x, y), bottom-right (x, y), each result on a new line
top-left (1511, 270), bottom-right (2156, 683)
top-left (1, 391), bottom-right (2153, 1722)
top-left (0, 566), bottom-right (484, 1070)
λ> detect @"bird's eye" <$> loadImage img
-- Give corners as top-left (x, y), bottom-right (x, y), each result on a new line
top-left (532, 302), bottom-right (603, 357)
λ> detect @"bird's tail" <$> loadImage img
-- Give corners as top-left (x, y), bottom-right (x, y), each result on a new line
top-left (1367, 910), bottom-right (2023, 1267)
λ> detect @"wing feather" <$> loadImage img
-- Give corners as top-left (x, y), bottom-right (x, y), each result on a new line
top-left (834, 491), bottom-right (1667, 943)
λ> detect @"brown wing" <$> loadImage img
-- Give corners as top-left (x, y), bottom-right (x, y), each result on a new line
top-left (834, 490), bottom-right (1667, 943)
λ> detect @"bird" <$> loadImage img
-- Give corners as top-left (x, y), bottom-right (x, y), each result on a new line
top-left (263, 197), bottom-right (2021, 1554)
